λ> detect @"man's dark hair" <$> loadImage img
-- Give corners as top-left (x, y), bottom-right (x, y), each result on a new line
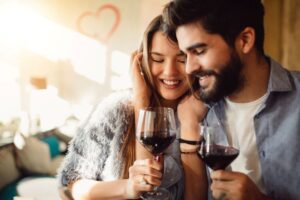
top-left (163, 0), bottom-right (265, 55)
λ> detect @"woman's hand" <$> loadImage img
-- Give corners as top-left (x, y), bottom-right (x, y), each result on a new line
top-left (177, 94), bottom-right (208, 140)
top-left (131, 51), bottom-right (151, 110)
top-left (124, 158), bottom-right (163, 199)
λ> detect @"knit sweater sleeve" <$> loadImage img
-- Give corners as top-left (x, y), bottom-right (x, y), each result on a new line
top-left (57, 90), bottom-right (133, 186)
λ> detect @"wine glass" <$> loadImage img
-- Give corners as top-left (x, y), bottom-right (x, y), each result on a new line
top-left (136, 107), bottom-right (177, 200)
top-left (199, 125), bottom-right (239, 170)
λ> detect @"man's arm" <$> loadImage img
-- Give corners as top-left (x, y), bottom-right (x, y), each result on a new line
top-left (177, 95), bottom-right (208, 200)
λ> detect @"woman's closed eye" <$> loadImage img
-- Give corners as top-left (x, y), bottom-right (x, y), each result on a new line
top-left (177, 55), bottom-right (186, 64)
top-left (151, 58), bottom-right (164, 63)
top-left (150, 55), bottom-right (164, 63)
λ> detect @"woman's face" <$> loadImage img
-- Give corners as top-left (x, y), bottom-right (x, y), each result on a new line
top-left (149, 31), bottom-right (189, 104)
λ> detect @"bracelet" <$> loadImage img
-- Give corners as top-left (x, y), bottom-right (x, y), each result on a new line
top-left (180, 149), bottom-right (200, 154)
top-left (180, 146), bottom-right (200, 154)
top-left (178, 138), bottom-right (202, 145)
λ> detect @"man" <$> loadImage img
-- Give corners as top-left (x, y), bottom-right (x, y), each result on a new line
top-left (163, 0), bottom-right (300, 199)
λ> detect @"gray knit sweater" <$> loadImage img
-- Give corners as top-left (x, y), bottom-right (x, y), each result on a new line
top-left (57, 90), bottom-right (184, 199)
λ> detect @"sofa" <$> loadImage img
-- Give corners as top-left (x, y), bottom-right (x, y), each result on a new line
top-left (0, 129), bottom-right (69, 200)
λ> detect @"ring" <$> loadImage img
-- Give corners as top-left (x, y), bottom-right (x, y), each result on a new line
top-left (139, 174), bottom-right (147, 185)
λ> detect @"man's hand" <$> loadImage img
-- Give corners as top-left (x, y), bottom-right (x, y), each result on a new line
top-left (177, 94), bottom-right (208, 140)
top-left (210, 170), bottom-right (271, 200)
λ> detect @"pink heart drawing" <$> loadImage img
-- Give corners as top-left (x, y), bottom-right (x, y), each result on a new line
top-left (77, 4), bottom-right (121, 43)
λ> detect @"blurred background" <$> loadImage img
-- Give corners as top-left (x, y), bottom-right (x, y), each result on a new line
top-left (0, 0), bottom-right (299, 199)
top-left (0, 0), bottom-right (171, 137)
top-left (0, 0), bottom-right (298, 137)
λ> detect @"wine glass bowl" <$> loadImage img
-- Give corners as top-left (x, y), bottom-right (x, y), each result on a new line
top-left (136, 107), bottom-right (177, 199)
top-left (137, 107), bottom-right (177, 157)
top-left (199, 125), bottom-right (239, 170)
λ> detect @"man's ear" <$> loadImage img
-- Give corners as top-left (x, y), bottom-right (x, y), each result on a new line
top-left (236, 27), bottom-right (255, 54)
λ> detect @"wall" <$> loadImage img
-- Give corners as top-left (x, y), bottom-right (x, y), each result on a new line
top-left (0, 0), bottom-right (168, 129)
top-left (264, 0), bottom-right (300, 70)
top-left (281, 0), bottom-right (300, 70)
top-left (0, 0), bottom-right (299, 130)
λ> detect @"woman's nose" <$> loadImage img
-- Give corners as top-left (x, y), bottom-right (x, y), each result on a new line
top-left (163, 60), bottom-right (178, 76)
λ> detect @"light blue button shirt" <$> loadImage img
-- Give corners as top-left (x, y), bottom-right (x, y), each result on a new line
top-left (204, 58), bottom-right (300, 200)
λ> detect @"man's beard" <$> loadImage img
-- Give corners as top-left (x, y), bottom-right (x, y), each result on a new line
top-left (189, 51), bottom-right (244, 103)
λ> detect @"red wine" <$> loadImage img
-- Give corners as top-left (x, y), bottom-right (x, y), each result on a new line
top-left (139, 133), bottom-right (176, 155)
top-left (200, 144), bottom-right (239, 170)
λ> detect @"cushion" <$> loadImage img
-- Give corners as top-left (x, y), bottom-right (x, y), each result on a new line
top-left (15, 137), bottom-right (52, 175)
top-left (42, 136), bottom-right (60, 159)
top-left (49, 155), bottom-right (64, 176)
top-left (0, 145), bottom-right (21, 190)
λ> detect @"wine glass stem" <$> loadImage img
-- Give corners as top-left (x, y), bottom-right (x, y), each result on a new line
top-left (153, 154), bottom-right (162, 191)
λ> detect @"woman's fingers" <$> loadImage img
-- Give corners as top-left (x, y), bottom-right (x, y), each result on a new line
top-left (134, 158), bottom-right (163, 171)
top-left (132, 174), bottom-right (161, 187)
top-left (131, 51), bottom-right (143, 74)
top-left (129, 158), bottom-right (164, 188)
top-left (143, 174), bottom-right (162, 186)
top-left (131, 50), bottom-right (150, 108)
top-left (131, 159), bottom-right (163, 178)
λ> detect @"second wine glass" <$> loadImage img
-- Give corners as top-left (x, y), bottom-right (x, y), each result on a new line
top-left (199, 125), bottom-right (239, 170)
top-left (136, 107), bottom-right (177, 200)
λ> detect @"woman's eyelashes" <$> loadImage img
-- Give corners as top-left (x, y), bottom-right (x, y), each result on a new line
top-left (150, 56), bottom-right (186, 64)
top-left (151, 58), bottom-right (164, 63)
top-left (177, 55), bottom-right (186, 64)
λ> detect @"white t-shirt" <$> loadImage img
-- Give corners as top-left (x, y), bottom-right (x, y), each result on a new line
top-left (224, 94), bottom-right (267, 193)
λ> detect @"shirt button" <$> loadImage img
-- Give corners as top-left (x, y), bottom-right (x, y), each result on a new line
top-left (260, 151), bottom-right (265, 157)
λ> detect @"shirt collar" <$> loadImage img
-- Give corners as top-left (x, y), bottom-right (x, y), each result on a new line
top-left (205, 57), bottom-right (291, 108)
top-left (267, 57), bottom-right (292, 93)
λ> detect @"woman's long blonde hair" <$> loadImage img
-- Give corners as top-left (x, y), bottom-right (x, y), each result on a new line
top-left (120, 15), bottom-right (175, 178)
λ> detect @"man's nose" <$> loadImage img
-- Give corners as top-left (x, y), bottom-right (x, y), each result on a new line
top-left (185, 56), bottom-right (200, 74)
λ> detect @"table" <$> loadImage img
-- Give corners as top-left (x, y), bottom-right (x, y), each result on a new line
top-left (16, 177), bottom-right (60, 200)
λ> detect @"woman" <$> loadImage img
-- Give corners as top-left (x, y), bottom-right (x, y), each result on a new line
top-left (57, 15), bottom-right (189, 200)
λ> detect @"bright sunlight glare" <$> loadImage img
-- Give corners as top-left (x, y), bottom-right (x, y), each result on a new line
top-left (0, 2), bottom-right (107, 84)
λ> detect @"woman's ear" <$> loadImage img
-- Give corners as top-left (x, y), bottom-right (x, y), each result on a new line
top-left (236, 27), bottom-right (255, 54)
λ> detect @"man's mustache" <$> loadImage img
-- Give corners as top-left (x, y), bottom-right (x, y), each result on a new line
top-left (189, 70), bottom-right (218, 78)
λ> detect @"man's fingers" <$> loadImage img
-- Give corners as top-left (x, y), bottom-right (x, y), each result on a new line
top-left (210, 170), bottom-right (240, 181)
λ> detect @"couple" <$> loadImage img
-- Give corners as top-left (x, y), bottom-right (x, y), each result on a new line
top-left (58, 0), bottom-right (300, 199)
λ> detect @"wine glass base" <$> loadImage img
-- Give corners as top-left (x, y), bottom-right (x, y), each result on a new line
top-left (141, 187), bottom-right (170, 200)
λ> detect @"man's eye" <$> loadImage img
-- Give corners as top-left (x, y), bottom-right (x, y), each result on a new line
top-left (193, 49), bottom-right (205, 55)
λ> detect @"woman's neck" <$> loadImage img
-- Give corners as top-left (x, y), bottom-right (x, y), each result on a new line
top-left (160, 98), bottom-right (178, 110)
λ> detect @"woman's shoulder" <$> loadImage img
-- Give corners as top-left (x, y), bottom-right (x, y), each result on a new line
top-left (76, 89), bottom-right (133, 140)
top-left (67, 89), bottom-right (134, 155)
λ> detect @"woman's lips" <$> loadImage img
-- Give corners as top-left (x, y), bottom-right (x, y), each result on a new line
top-left (161, 79), bottom-right (181, 89)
